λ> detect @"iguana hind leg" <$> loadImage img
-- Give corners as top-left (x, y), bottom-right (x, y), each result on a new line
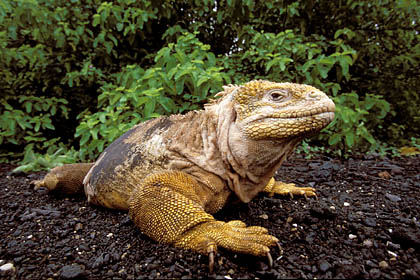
top-left (32, 163), bottom-right (94, 195)
top-left (128, 171), bottom-right (279, 272)
top-left (263, 177), bottom-right (316, 199)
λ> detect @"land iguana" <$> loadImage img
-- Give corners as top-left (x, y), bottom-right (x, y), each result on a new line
top-left (33, 80), bottom-right (335, 272)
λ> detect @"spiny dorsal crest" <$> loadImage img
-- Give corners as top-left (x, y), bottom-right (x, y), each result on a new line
top-left (211, 80), bottom-right (274, 103)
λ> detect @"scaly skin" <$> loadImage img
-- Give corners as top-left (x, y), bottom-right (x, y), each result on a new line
top-left (33, 80), bottom-right (335, 271)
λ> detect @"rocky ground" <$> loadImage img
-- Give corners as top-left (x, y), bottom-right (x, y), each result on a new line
top-left (0, 154), bottom-right (419, 279)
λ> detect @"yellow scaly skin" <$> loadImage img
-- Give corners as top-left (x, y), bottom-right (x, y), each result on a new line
top-left (33, 80), bottom-right (335, 272)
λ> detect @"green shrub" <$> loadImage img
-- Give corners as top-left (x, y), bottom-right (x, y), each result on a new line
top-left (74, 32), bottom-right (230, 160)
top-left (0, 0), bottom-right (417, 171)
top-left (323, 93), bottom-right (391, 155)
top-left (0, 96), bottom-right (69, 161)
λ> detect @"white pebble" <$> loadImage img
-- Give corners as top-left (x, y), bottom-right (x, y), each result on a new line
top-left (106, 233), bottom-right (113, 237)
top-left (349, 234), bottom-right (357, 240)
top-left (388, 250), bottom-right (398, 257)
top-left (343, 202), bottom-right (350, 207)
top-left (0, 263), bottom-right (14, 271)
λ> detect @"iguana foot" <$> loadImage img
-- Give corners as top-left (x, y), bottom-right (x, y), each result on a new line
top-left (173, 220), bottom-right (279, 272)
top-left (128, 171), bottom-right (280, 272)
top-left (263, 178), bottom-right (317, 199)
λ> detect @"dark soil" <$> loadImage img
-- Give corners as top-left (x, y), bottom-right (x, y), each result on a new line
top-left (1, 154), bottom-right (419, 279)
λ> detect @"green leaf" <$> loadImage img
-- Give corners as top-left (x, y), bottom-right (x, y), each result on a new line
top-left (99, 113), bottom-right (106, 123)
top-left (93, 14), bottom-right (101, 27)
top-left (328, 134), bottom-right (341, 145)
top-left (44, 122), bottom-right (55, 130)
top-left (34, 121), bottom-right (41, 132)
top-left (80, 133), bottom-right (90, 146)
top-left (176, 78), bottom-right (185, 95)
top-left (135, 96), bottom-right (149, 107)
top-left (104, 41), bottom-right (113, 54)
top-left (317, 64), bottom-right (330, 79)
top-left (345, 132), bottom-right (355, 147)
top-left (144, 99), bottom-right (156, 118)
top-left (159, 96), bottom-right (176, 113)
top-left (25, 102), bottom-right (32, 113)
top-left (197, 76), bottom-right (209, 87)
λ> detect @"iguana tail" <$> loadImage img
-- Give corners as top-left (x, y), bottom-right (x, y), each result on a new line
top-left (32, 163), bottom-right (94, 195)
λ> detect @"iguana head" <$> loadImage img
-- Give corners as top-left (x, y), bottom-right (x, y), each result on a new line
top-left (212, 80), bottom-right (335, 202)
top-left (220, 80), bottom-right (335, 140)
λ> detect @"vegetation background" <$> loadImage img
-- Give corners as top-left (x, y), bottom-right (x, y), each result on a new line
top-left (0, 0), bottom-right (419, 171)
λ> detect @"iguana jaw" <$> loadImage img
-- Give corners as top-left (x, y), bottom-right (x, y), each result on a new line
top-left (243, 109), bottom-right (335, 140)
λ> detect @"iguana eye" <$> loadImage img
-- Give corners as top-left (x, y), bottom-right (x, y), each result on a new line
top-left (268, 89), bottom-right (288, 102)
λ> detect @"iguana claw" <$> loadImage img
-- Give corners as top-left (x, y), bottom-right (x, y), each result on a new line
top-left (209, 251), bottom-right (215, 273)
top-left (277, 242), bottom-right (283, 255)
top-left (267, 252), bottom-right (273, 268)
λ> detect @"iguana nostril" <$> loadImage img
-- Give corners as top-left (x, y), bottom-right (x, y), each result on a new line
top-left (308, 90), bottom-right (320, 99)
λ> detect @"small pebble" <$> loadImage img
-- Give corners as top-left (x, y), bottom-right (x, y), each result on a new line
top-left (59, 264), bottom-right (85, 280)
top-left (343, 202), bottom-right (350, 206)
top-left (385, 193), bottom-right (401, 202)
top-left (369, 268), bottom-right (381, 278)
top-left (349, 234), bottom-right (357, 240)
top-left (366, 260), bottom-right (377, 268)
top-left (386, 241), bottom-right (400, 250)
top-left (387, 250), bottom-right (397, 258)
top-left (363, 239), bottom-right (373, 248)
top-left (0, 263), bottom-right (14, 271)
top-left (259, 214), bottom-right (268, 220)
top-left (74, 223), bottom-right (83, 231)
top-left (318, 260), bottom-right (331, 272)
top-left (379, 260), bottom-right (389, 269)
top-left (363, 217), bottom-right (377, 227)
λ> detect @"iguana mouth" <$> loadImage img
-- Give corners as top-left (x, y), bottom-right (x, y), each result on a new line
top-left (248, 107), bottom-right (335, 124)
top-left (272, 105), bottom-right (335, 119)
top-left (244, 109), bottom-right (335, 140)
top-left (270, 111), bottom-right (334, 121)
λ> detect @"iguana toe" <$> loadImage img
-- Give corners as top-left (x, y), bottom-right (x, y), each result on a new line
top-left (264, 179), bottom-right (317, 199)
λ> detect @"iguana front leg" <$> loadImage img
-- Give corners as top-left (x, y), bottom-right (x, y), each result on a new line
top-left (263, 178), bottom-right (317, 199)
top-left (128, 171), bottom-right (279, 272)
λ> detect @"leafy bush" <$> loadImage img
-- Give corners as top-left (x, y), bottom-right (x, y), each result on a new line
top-left (0, 96), bottom-right (69, 160)
top-left (74, 32), bottom-right (230, 160)
top-left (323, 93), bottom-right (390, 155)
top-left (0, 0), bottom-right (418, 170)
